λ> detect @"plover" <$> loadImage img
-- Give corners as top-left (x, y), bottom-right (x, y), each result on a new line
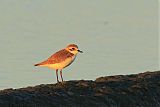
top-left (34, 44), bottom-right (83, 83)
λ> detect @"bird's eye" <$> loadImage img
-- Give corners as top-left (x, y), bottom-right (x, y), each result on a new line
top-left (69, 48), bottom-right (75, 51)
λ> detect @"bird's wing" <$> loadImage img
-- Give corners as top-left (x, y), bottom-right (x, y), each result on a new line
top-left (35, 49), bottom-right (74, 66)
top-left (37, 49), bottom-right (74, 65)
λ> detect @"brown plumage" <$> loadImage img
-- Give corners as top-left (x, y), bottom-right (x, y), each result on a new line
top-left (34, 49), bottom-right (74, 66)
top-left (67, 44), bottom-right (78, 48)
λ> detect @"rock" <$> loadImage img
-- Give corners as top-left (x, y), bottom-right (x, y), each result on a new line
top-left (0, 71), bottom-right (160, 107)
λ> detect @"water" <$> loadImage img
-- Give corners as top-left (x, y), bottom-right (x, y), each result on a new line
top-left (0, 0), bottom-right (158, 89)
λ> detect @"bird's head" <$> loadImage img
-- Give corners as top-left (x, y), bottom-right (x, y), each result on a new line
top-left (65, 44), bottom-right (83, 55)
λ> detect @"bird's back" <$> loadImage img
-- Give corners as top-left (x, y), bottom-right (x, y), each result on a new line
top-left (35, 49), bottom-right (75, 67)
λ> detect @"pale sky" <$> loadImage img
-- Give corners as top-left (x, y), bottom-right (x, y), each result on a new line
top-left (0, 0), bottom-right (158, 89)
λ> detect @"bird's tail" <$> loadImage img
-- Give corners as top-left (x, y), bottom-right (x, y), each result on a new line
top-left (34, 63), bottom-right (41, 66)
top-left (34, 60), bottom-right (47, 66)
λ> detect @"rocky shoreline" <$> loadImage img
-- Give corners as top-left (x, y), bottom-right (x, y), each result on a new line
top-left (0, 71), bottom-right (160, 107)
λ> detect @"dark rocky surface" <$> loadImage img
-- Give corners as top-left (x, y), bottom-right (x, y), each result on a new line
top-left (0, 71), bottom-right (160, 107)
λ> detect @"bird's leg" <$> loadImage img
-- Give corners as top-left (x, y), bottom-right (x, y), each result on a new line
top-left (60, 70), bottom-right (64, 82)
top-left (56, 69), bottom-right (59, 83)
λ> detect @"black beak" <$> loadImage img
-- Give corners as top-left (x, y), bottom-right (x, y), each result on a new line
top-left (78, 50), bottom-right (83, 53)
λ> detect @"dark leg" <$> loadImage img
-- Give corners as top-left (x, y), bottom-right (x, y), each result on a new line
top-left (60, 70), bottom-right (64, 82)
top-left (56, 69), bottom-right (59, 83)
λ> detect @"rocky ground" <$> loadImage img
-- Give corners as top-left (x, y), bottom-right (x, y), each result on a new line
top-left (0, 71), bottom-right (160, 107)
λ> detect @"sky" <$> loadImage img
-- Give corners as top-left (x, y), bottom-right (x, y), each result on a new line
top-left (0, 0), bottom-right (159, 89)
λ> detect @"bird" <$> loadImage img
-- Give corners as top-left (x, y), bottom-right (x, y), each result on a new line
top-left (34, 44), bottom-right (83, 83)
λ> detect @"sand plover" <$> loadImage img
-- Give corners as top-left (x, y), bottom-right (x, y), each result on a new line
top-left (34, 44), bottom-right (83, 83)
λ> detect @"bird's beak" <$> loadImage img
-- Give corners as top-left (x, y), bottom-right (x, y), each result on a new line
top-left (78, 50), bottom-right (83, 53)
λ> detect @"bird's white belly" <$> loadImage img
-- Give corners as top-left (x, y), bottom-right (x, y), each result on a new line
top-left (47, 56), bottom-right (75, 69)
